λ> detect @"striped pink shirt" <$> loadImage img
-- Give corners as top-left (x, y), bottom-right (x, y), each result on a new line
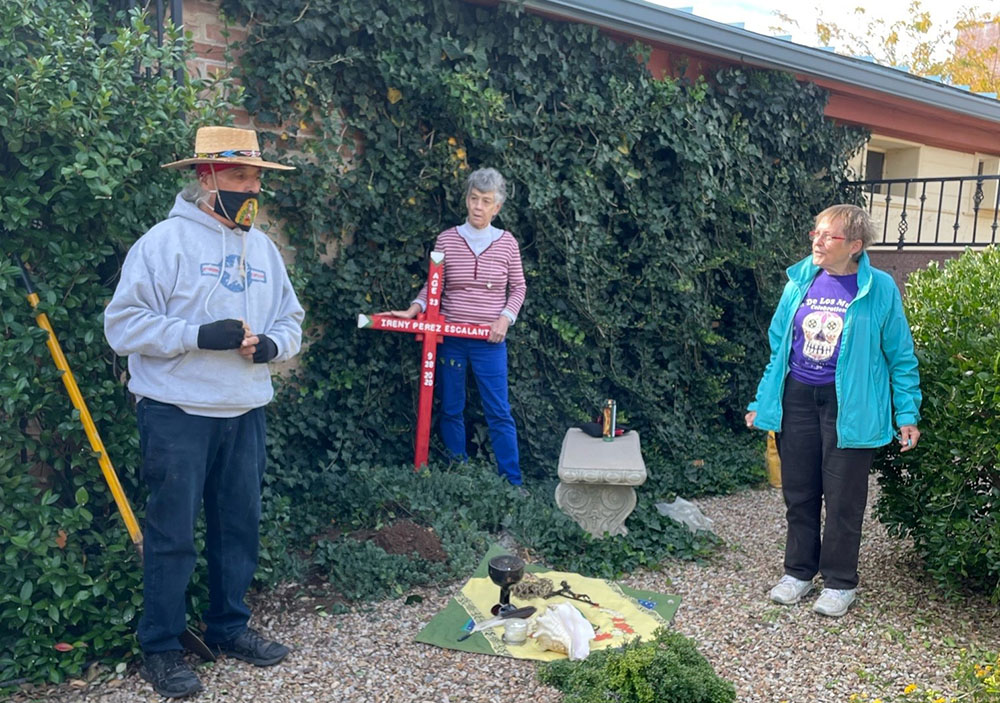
top-left (415, 227), bottom-right (527, 325)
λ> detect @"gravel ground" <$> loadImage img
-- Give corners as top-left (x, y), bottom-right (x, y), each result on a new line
top-left (16, 477), bottom-right (1000, 703)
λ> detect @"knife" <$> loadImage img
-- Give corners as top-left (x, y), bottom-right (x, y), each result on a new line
top-left (457, 606), bottom-right (537, 641)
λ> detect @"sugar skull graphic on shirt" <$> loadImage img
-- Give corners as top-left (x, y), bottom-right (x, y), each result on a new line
top-left (801, 310), bottom-right (844, 362)
top-left (788, 271), bottom-right (859, 386)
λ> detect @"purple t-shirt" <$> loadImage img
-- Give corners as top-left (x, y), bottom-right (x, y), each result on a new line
top-left (788, 271), bottom-right (859, 385)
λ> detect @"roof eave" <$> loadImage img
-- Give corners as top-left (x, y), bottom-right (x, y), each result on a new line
top-left (514, 0), bottom-right (1000, 125)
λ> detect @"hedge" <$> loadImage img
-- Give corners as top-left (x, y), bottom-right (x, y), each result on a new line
top-left (876, 246), bottom-right (1000, 601)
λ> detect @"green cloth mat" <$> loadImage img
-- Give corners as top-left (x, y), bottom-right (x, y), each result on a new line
top-left (414, 544), bottom-right (682, 658)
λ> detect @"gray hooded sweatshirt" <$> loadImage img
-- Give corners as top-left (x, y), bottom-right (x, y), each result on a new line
top-left (104, 194), bottom-right (304, 417)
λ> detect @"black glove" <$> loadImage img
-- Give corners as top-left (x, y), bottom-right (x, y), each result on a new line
top-left (252, 334), bottom-right (278, 364)
top-left (197, 319), bottom-right (245, 350)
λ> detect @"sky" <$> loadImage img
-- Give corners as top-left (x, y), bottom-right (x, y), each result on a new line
top-left (649, 0), bottom-right (987, 60)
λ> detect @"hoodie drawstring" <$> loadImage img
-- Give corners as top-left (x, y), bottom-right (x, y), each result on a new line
top-left (203, 225), bottom-right (227, 318)
top-left (239, 229), bottom-right (250, 324)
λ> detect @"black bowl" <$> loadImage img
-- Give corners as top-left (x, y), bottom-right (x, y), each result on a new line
top-left (488, 555), bottom-right (525, 588)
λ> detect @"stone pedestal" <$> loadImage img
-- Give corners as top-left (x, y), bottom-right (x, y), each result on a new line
top-left (555, 429), bottom-right (647, 538)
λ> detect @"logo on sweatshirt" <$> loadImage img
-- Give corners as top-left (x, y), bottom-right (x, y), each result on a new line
top-left (200, 254), bottom-right (267, 292)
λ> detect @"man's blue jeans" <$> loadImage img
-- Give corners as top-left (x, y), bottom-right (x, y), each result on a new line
top-left (437, 337), bottom-right (522, 485)
top-left (135, 399), bottom-right (266, 653)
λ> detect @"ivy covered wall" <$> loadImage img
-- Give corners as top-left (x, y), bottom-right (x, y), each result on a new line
top-left (224, 0), bottom-right (867, 482)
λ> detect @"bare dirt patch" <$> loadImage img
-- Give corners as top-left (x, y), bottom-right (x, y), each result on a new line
top-left (353, 518), bottom-right (448, 563)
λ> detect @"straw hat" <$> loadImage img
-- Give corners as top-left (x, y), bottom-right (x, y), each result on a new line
top-left (161, 126), bottom-right (294, 170)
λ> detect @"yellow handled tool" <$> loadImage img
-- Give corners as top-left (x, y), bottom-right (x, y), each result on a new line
top-left (15, 259), bottom-right (214, 660)
top-left (17, 261), bottom-right (143, 557)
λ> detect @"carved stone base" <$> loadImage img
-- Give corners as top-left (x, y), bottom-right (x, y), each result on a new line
top-left (555, 429), bottom-right (647, 538)
top-left (555, 482), bottom-right (637, 537)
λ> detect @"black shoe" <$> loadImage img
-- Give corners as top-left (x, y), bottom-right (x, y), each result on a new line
top-left (210, 627), bottom-right (289, 666)
top-left (140, 650), bottom-right (203, 698)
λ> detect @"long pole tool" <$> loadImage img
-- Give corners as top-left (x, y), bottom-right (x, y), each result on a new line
top-left (11, 253), bottom-right (214, 661)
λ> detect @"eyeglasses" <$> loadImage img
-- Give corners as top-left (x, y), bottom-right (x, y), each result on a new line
top-left (808, 230), bottom-right (846, 244)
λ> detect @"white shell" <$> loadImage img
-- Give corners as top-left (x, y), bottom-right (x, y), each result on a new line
top-left (532, 603), bottom-right (595, 660)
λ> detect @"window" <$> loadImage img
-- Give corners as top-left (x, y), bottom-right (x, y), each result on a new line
top-left (865, 150), bottom-right (885, 194)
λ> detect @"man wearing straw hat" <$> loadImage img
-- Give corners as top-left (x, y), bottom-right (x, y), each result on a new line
top-left (105, 126), bottom-right (304, 698)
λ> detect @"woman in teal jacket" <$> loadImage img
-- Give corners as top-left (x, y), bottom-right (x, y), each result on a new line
top-left (746, 204), bottom-right (921, 618)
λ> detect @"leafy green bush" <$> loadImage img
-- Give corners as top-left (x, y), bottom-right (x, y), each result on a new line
top-left (538, 627), bottom-right (736, 703)
top-left (0, 0), bottom-right (232, 684)
top-left (313, 537), bottom-right (454, 602)
top-left (953, 647), bottom-right (1000, 702)
top-left (645, 435), bottom-right (768, 500)
top-left (875, 247), bottom-right (1000, 601)
top-left (227, 0), bottom-right (841, 665)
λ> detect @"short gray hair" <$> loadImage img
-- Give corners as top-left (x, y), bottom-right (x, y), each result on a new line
top-left (464, 167), bottom-right (507, 205)
top-left (816, 204), bottom-right (875, 262)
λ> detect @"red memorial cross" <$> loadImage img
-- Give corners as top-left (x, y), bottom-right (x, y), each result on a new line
top-left (357, 251), bottom-right (492, 469)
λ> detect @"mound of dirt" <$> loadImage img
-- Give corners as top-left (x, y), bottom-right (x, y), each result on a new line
top-left (357, 519), bottom-right (448, 563)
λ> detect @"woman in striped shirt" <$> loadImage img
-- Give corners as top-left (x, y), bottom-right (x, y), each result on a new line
top-left (388, 168), bottom-right (527, 487)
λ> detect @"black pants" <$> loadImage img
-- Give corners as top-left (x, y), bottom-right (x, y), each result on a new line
top-left (776, 378), bottom-right (875, 590)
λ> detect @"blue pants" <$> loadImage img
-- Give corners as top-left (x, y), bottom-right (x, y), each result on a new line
top-left (437, 337), bottom-right (521, 485)
top-left (135, 399), bottom-right (266, 653)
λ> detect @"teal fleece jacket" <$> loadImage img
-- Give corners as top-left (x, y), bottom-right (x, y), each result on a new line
top-left (747, 252), bottom-right (921, 448)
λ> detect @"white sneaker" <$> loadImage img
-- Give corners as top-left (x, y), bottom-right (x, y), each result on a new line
top-left (769, 575), bottom-right (814, 605)
top-left (812, 588), bottom-right (856, 617)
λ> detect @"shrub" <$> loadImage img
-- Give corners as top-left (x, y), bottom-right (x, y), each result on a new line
top-left (537, 627), bottom-right (736, 703)
top-left (0, 0), bottom-right (232, 684)
top-left (313, 539), bottom-right (450, 602)
top-left (875, 246), bottom-right (1000, 601)
top-left (644, 435), bottom-right (768, 500)
top-left (226, 0), bottom-right (854, 605)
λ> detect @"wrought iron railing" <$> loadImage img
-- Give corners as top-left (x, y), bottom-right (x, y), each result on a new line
top-left (844, 175), bottom-right (1000, 249)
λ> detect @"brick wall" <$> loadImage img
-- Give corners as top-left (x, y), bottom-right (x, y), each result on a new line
top-left (867, 249), bottom-right (964, 293)
top-left (181, 0), bottom-right (251, 127)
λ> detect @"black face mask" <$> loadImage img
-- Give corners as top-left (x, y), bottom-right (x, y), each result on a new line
top-left (213, 189), bottom-right (259, 232)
